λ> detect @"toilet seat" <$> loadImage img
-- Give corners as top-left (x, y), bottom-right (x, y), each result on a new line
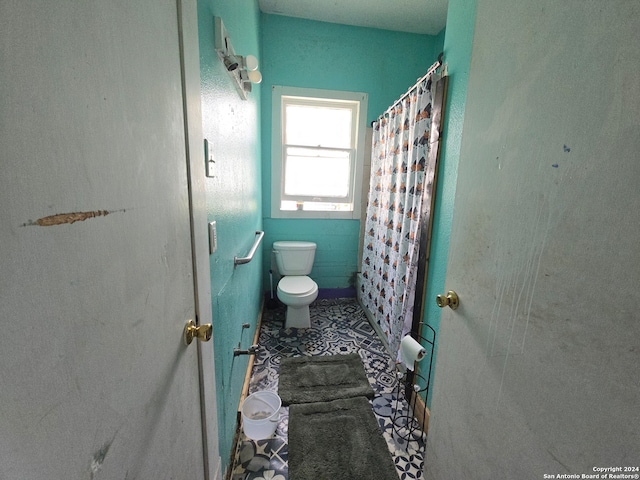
top-left (278, 276), bottom-right (316, 296)
top-left (277, 275), bottom-right (318, 327)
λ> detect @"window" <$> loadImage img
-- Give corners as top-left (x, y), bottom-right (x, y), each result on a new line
top-left (271, 86), bottom-right (368, 219)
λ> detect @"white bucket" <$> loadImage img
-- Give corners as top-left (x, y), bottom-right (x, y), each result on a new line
top-left (241, 391), bottom-right (281, 440)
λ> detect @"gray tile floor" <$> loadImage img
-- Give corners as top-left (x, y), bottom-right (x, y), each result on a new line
top-left (231, 298), bottom-right (426, 480)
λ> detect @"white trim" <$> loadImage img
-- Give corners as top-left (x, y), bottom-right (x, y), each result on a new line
top-left (178, 1), bottom-right (221, 478)
top-left (271, 85), bottom-right (368, 220)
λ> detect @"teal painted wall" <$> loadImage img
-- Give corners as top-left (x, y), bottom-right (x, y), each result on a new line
top-left (260, 14), bottom-right (445, 291)
top-left (263, 219), bottom-right (361, 289)
top-left (420, 0), bottom-right (478, 407)
top-left (197, 0), bottom-right (262, 472)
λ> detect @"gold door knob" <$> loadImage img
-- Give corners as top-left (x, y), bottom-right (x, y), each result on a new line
top-left (183, 319), bottom-right (213, 345)
top-left (436, 291), bottom-right (459, 310)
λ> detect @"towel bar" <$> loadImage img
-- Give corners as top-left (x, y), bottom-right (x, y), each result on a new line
top-left (234, 230), bottom-right (264, 266)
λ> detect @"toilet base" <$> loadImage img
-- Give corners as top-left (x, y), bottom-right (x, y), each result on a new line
top-left (285, 304), bottom-right (311, 329)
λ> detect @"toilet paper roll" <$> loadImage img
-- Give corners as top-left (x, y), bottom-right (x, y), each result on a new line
top-left (400, 335), bottom-right (426, 371)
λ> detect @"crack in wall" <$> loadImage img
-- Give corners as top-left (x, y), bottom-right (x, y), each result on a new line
top-left (22, 209), bottom-right (127, 227)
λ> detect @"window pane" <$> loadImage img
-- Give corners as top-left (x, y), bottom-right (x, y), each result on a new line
top-left (285, 104), bottom-right (352, 148)
top-left (283, 148), bottom-right (351, 197)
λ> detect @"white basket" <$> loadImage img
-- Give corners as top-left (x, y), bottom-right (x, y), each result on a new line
top-left (241, 391), bottom-right (281, 440)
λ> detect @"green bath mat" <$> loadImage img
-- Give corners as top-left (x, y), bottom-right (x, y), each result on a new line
top-left (278, 353), bottom-right (374, 406)
top-left (288, 396), bottom-right (398, 480)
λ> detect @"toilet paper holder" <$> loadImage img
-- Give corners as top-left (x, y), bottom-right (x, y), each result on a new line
top-left (391, 323), bottom-right (436, 452)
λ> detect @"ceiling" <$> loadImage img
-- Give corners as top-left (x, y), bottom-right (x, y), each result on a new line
top-left (258, 0), bottom-right (449, 36)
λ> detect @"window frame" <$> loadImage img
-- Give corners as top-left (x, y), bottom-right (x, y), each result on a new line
top-left (271, 86), bottom-right (368, 219)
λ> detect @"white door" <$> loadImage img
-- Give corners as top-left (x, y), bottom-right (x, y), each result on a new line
top-left (0, 1), bottom-right (216, 478)
top-left (426, 1), bottom-right (640, 478)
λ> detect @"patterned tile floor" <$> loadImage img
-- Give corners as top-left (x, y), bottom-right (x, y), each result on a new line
top-left (231, 298), bottom-right (426, 480)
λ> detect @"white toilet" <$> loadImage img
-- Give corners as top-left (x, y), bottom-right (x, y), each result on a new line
top-left (273, 241), bottom-right (319, 329)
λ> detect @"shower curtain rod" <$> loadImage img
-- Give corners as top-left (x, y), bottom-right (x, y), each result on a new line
top-left (375, 52), bottom-right (443, 124)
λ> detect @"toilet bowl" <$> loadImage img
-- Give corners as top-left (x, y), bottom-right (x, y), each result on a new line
top-left (277, 276), bottom-right (318, 328)
top-left (273, 241), bottom-right (318, 329)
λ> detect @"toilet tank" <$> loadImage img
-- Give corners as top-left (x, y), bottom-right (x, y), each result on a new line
top-left (273, 241), bottom-right (316, 276)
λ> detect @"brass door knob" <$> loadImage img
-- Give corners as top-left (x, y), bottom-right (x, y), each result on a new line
top-left (183, 319), bottom-right (213, 345)
top-left (436, 291), bottom-right (459, 310)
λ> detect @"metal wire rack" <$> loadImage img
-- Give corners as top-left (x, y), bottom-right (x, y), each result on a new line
top-left (391, 322), bottom-right (436, 450)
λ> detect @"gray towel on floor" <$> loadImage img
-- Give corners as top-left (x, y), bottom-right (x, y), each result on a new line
top-left (278, 353), bottom-right (374, 406)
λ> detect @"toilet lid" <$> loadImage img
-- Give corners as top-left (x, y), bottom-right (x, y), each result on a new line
top-left (278, 276), bottom-right (317, 295)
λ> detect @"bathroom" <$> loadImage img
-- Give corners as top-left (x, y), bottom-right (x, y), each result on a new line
top-left (201, 0), bottom-right (640, 477)
top-left (201, 0), bottom-right (449, 475)
top-left (2, 0), bottom-right (638, 479)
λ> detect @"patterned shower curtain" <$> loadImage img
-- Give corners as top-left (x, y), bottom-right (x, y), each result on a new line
top-left (360, 76), bottom-right (435, 360)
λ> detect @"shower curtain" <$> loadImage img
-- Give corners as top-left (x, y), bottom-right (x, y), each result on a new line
top-left (360, 75), bottom-right (435, 360)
